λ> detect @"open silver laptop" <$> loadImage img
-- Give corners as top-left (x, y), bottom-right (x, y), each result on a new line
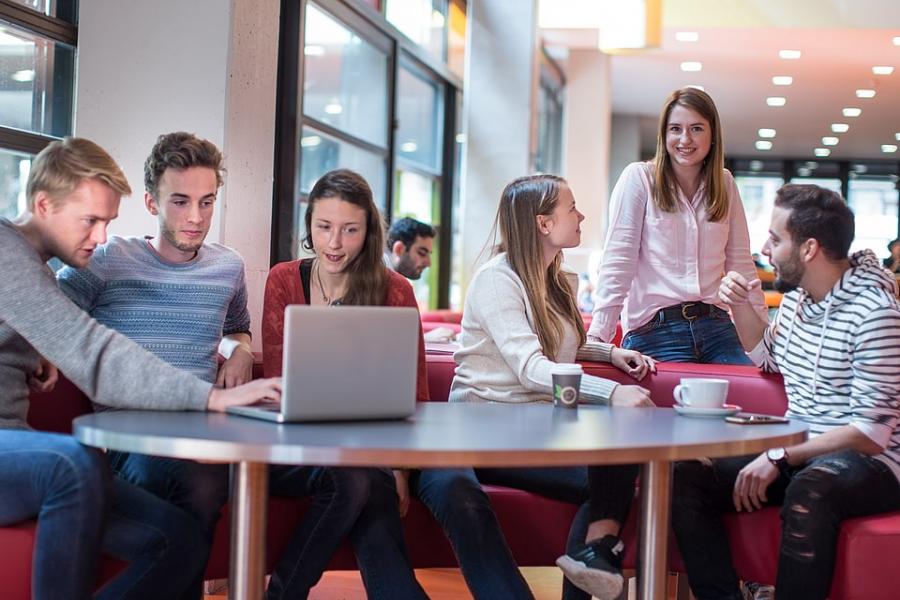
top-left (227, 305), bottom-right (419, 423)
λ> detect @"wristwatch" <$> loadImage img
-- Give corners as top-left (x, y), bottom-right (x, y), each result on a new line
top-left (766, 447), bottom-right (790, 471)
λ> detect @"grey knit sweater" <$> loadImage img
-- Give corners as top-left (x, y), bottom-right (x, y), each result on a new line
top-left (0, 219), bottom-right (211, 430)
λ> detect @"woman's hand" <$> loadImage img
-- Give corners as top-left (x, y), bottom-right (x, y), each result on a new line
top-left (393, 469), bottom-right (411, 517)
top-left (610, 347), bottom-right (656, 381)
top-left (609, 385), bottom-right (655, 407)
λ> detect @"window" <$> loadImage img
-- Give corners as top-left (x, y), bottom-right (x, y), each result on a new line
top-left (536, 52), bottom-right (565, 175)
top-left (385, 0), bottom-right (446, 62)
top-left (0, 0), bottom-right (76, 217)
top-left (847, 163), bottom-right (899, 258)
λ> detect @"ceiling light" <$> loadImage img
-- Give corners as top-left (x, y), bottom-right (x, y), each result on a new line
top-left (894, 36), bottom-right (900, 46)
top-left (766, 97), bottom-right (786, 107)
top-left (822, 137), bottom-right (839, 146)
top-left (852, 164), bottom-right (867, 174)
top-left (687, 84), bottom-right (705, 91)
top-left (805, 161), bottom-right (819, 169)
top-left (856, 89), bottom-right (876, 98)
top-left (681, 61), bottom-right (702, 72)
top-left (842, 107), bottom-right (862, 117)
top-left (895, 132), bottom-right (900, 141)
top-left (814, 148), bottom-right (831, 157)
top-left (755, 140), bottom-right (773, 151)
top-left (831, 123), bottom-right (849, 133)
top-left (883, 144), bottom-right (899, 153)
top-left (779, 49), bottom-right (801, 59)
top-left (10, 69), bottom-right (34, 82)
top-left (873, 66), bottom-right (894, 75)
top-left (675, 31), bottom-right (699, 42)
top-left (772, 76), bottom-right (793, 85)
top-left (750, 160), bottom-right (764, 171)
top-left (758, 128), bottom-right (776, 138)
top-left (797, 167), bottom-right (812, 177)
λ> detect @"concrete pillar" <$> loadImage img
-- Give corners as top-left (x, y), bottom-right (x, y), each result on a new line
top-left (560, 48), bottom-right (612, 276)
top-left (458, 0), bottom-right (539, 295)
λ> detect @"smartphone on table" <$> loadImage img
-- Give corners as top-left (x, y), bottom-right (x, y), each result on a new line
top-left (725, 413), bottom-right (789, 425)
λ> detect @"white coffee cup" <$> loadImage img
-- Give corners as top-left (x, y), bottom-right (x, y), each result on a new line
top-left (551, 363), bottom-right (583, 408)
top-left (673, 378), bottom-right (729, 408)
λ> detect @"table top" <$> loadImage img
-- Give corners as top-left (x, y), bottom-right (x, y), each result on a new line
top-left (73, 403), bottom-right (807, 467)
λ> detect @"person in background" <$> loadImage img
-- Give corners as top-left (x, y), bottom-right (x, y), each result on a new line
top-left (673, 183), bottom-right (900, 600)
top-left (0, 137), bottom-right (280, 600)
top-left (386, 217), bottom-right (436, 280)
top-left (403, 174), bottom-right (655, 600)
top-left (262, 169), bottom-right (427, 600)
top-left (589, 87), bottom-right (766, 365)
top-left (882, 238), bottom-right (900, 273)
top-left (57, 131), bottom-right (253, 599)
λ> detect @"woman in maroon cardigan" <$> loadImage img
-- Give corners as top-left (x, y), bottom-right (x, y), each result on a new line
top-left (260, 169), bottom-right (426, 600)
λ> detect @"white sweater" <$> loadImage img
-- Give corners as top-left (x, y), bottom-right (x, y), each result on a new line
top-left (450, 254), bottom-right (619, 404)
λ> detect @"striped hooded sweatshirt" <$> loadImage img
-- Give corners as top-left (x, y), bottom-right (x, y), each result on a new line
top-left (749, 249), bottom-right (900, 481)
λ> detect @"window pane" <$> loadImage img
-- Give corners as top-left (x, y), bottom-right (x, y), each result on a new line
top-left (848, 178), bottom-right (899, 258)
top-left (298, 126), bottom-right (387, 210)
top-left (6, 0), bottom-right (77, 21)
top-left (302, 3), bottom-right (389, 147)
top-left (447, 0), bottom-right (465, 79)
top-left (393, 168), bottom-right (438, 308)
top-left (735, 175), bottom-right (784, 258)
top-left (396, 64), bottom-right (443, 171)
top-left (385, 0), bottom-right (446, 61)
top-left (0, 22), bottom-right (75, 136)
top-left (0, 148), bottom-right (31, 218)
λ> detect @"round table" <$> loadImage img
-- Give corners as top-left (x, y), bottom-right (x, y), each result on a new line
top-left (74, 403), bottom-right (807, 600)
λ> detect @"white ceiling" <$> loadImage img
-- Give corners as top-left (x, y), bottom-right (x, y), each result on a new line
top-left (541, 0), bottom-right (900, 161)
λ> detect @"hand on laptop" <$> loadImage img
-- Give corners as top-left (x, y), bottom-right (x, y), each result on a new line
top-left (207, 377), bottom-right (282, 412)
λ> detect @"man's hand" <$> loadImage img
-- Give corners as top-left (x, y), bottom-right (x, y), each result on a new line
top-left (27, 358), bottom-right (58, 394)
top-left (610, 348), bottom-right (656, 381)
top-left (207, 377), bottom-right (282, 412)
top-left (393, 469), bottom-right (411, 517)
top-left (609, 385), bottom-right (655, 407)
top-left (216, 344), bottom-right (254, 388)
top-left (733, 453), bottom-right (779, 512)
top-left (719, 271), bottom-right (761, 308)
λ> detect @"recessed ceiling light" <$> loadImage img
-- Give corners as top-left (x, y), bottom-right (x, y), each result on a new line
top-left (883, 144), bottom-right (899, 153)
top-left (766, 97), bottom-right (786, 107)
top-left (822, 137), bottom-right (839, 146)
top-left (842, 107), bottom-right (862, 117)
top-left (758, 128), bottom-right (776, 138)
top-left (856, 89), bottom-right (876, 98)
top-left (750, 160), bottom-right (764, 171)
top-left (805, 161), bottom-right (819, 169)
top-left (681, 61), bottom-right (702, 72)
top-left (873, 66), bottom-right (894, 75)
top-left (779, 49), bottom-right (802, 59)
top-left (831, 123), bottom-right (850, 133)
top-left (756, 140), bottom-right (773, 151)
top-left (894, 36), bottom-right (900, 46)
top-left (896, 132), bottom-right (900, 141)
top-left (687, 84), bottom-right (705, 91)
top-left (675, 31), bottom-right (699, 42)
top-left (814, 148), bottom-right (831, 157)
top-left (772, 76), bottom-right (793, 85)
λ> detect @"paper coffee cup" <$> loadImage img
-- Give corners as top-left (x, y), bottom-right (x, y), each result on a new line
top-left (551, 363), bottom-right (583, 408)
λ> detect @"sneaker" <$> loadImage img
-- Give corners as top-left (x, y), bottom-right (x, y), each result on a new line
top-left (556, 535), bottom-right (625, 600)
top-left (742, 581), bottom-right (775, 600)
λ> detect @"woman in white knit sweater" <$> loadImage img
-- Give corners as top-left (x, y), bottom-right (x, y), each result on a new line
top-left (406, 175), bottom-right (655, 600)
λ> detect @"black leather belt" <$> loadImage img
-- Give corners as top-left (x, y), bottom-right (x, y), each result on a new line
top-left (656, 302), bottom-right (720, 322)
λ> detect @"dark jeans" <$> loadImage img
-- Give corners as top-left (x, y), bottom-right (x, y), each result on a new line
top-left (0, 430), bottom-right (109, 600)
top-left (411, 464), bottom-right (638, 600)
top-left (267, 465), bottom-right (425, 600)
top-left (108, 452), bottom-right (230, 599)
top-left (672, 451), bottom-right (900, 600)
top-left (623, 308), bottom-right (752, 365)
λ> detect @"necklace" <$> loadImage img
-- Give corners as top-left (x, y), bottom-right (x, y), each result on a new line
top-left (314, 259), bottom-right (342, 305)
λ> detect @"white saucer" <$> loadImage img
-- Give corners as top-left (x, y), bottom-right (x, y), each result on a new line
top-left (673, 403), bottom-right (742, 418)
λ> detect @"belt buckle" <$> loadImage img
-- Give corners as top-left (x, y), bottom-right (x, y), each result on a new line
top-left (681, 302), bottom-right (698, 321)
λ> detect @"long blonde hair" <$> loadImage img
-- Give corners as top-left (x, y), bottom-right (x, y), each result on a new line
top-left (652, 87), bottom-right (728, 222)
top-left (493, 174), bottom-right (585, 359)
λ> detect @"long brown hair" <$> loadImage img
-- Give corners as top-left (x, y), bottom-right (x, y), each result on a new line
top-left (302, 169), bottom-right (387, 306)
top-left (493, 174), bottom-right (585, 359)
top-left (652, 87), bottom-right (728, 222)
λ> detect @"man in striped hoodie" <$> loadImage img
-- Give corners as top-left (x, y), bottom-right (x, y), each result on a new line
top-left (671, 183), bottom-right (900, 600)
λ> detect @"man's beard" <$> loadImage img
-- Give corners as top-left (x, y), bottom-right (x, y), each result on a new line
top-left (395, 253), bottom-right (422, 279)
top-left (162, 225), bottom-right (203, 254)
top-left (773, 249), bottom-right (803, 293)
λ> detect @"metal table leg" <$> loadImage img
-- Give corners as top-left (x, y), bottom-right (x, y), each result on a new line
top-left (229, 461), bottom-right (269, 600)
top-left (638, 460), bottom-right (673, 600)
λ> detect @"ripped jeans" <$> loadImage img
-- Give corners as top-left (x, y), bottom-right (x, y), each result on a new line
top-left (671, 451), bottom-right (900, 600)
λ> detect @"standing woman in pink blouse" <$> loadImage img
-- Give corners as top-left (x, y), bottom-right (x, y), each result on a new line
top-left (588, 87), bottom-right (767, 364)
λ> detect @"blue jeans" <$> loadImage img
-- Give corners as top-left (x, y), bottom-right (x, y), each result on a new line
top-left (623, 307), bottom-right (752, 365)
top-left (109, 452), bottom-right (230, 599)
top-left (267, 466), bottom-right (425, 600)
top-left (672, 451), bottom-right (900, 600)
top-left (412, 464), bottom-right (638, 600)
top-left (0, 430), bottom-right (109, 600)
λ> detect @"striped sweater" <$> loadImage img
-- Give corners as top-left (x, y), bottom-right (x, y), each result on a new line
top-left (749, 250), bottom-right (900, 480)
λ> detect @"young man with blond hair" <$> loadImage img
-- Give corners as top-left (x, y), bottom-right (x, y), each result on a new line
top-left (0, 137), bottom-right (280, 599)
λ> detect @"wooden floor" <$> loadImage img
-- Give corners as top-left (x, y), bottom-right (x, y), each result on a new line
top-left (204, 567), bottom-right (682, 599)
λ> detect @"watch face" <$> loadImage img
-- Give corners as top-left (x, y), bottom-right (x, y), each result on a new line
top-left (767, 447), bottom-right (786, 461)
